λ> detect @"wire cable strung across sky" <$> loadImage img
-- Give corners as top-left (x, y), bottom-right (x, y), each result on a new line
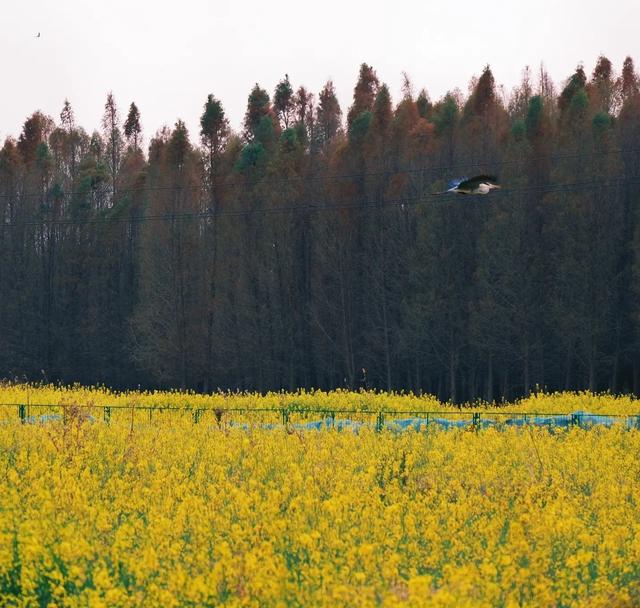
top-left (0, 144), bottom-right (638, 202)
top-left (0, 176), bottom-right (633, 228)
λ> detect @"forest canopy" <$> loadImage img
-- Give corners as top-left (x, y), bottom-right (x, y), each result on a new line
top-left (1, 56), bottom-right (640, 402)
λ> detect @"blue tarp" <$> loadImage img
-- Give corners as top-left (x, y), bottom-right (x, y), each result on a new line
top-left (285, 412), bottom-right (639, 432)
top-left (16, 410), bottom-right (640, 431)
top-left (23, 413), bottom-right (96, 424)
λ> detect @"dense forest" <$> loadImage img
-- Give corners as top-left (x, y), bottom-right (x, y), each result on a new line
top-left (2, 56), bottom-right (640, 401)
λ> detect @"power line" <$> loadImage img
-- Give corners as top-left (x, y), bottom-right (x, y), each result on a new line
top-left (0, 176), bottom-right (632, 228)
top-left (0, 144), bottom-right (637, 202)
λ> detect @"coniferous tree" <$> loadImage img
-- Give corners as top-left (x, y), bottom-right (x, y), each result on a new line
top-left (243, 84), bottom-right (272, 141)
top-left (274, 74), bottom-right (295, 129)
top-left (590, 55), bottom-right (617, 114)
top-left (132, 121), bottom-right (204, 388)
top-left (621, 56), bottom-right (639, 99)
top-left (102, 92), bottom-right (123, 199)
top-left (18, 111), bottom-right (54, 164)
top-left (199, 94), bottom-right (229, 389)
top-left (293, 86), bottom-right (314, 147)
top-left (316, 80), bottom-right (342, 147)
top-left (347, 63), bottom-right (379, 130)
top-left (56, 99), bottom-right (85, 184)
top-left (124, 102), bottom-right (142, 152)
top-left (416, 88), bottom-right (432, 119)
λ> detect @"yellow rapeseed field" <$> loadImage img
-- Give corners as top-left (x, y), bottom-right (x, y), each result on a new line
top-left (0, 383), bottom-right (639, 417)
top-left (0, 386), bottom-right (639, 607)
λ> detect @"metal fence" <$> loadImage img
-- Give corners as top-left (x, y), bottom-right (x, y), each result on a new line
top-left (2, 402), bottom-right (640, 431)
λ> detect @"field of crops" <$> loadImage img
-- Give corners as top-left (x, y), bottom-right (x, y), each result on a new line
top-left (1, 387), bottom-right (640, 606)
top-left (1, 384), bottom-right (640, 418)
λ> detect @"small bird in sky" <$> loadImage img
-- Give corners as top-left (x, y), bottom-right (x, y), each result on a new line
top-left (36, 32), bottom-right (40, 38)
top-left (433, 175), bottom-right (501, 195)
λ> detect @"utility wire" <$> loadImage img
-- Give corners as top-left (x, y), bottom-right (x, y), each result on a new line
top-left (0, 144), bottom-right (636, 202)
top-left (0, 176), bottom-right (631, 228)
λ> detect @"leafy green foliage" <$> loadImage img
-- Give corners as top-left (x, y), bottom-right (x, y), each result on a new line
top-left (348, 111), bottom-right (372, 145)
top-left (592, 111), bottom-right (612, 132)
top-left (236, 142), bottom-right (266, 172)
top-left (274, 75), bottom-right (294, 128)
top-left (569, 89), bottom-right (589, 115)
top-left (124, 103), bottom-right (142, 150)
top-left (243, 85), bottom-right (271, 141)
top-left (200, 94), bottom-right (227, 150)
top-left (432, 94), bottom-right (458, 135)
top-left (255, 115), bottom-right (275, 148)
top-left (279, 128), bottom-right (299, 153)
top-left (559, 65), bottom-right (587, 113)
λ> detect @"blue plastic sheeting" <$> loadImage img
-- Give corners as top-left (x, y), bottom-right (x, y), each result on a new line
top-left (431, 418), bottom-right (472, 429)
top-left (334, 419), bottom-right (364, 432)
top-left (218, 412), bottom-right (640, 432)
top-left (24, 414), bottom-right (96, 424)
top-left (509, 415), bottom-right (572, 428)
top-left (571, 411), bottom-right (618, 428)
top-left (228, 421), bottom-right (251, 431)
top-left (259, 423), bottom-right (280, 430)
top-left (291, 418), bottom-right (366, 432)
top-left (501, 418), bottom-right (528, 428)
top-left (386, 418), bottom-right (431, 431)
top-left (293, 418), bottom-right (332, 431)
top-left (24, 414), bottom-right (63, 424)
top-left (286, 412), bottom-right (640, 432)
top-left (15, 410), bottom-right (640, 431)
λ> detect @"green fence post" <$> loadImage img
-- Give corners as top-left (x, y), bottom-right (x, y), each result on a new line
top-left (19, 404), bottom-right (26, 423)
top-left (376, 412), bottom-right (384, 433)
top-left (281, 408), bottom-right (289, 427)
top-left (472, 412), bottom-right (481, 429)
top-left (104, 406), bottom-right (111, 424)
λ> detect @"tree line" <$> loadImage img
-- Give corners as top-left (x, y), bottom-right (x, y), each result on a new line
top-left (2, 56), bottom-right (640, 401)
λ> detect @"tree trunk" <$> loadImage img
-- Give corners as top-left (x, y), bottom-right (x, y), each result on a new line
top-left (449, 350), bottom-right (457, 404)
top-left (564, 345), bottom-right (572, 391)
top-left (486, 354), bottom-right (494, 403)
top-left (523, 337), bottom-right (530, 397)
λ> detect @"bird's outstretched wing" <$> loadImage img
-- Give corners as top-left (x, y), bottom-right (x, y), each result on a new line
top-left (430, 177), bottom-right (467, 196)
top-left (457, 175), bottom-right (499, 191)
top-left (431, 175), bottom-right (501, 196)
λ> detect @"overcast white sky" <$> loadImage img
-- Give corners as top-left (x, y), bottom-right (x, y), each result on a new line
top-left (1, 0), bottom-right (638, 145)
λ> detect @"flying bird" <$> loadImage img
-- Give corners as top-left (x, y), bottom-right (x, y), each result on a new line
top-left (432, 175), bottom-right (501, 195)
top-left (36, 32), bottom-right (40, 38)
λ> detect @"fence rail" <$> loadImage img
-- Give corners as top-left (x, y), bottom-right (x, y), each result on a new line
top-left (2, 402), bottom-right (639, 431)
